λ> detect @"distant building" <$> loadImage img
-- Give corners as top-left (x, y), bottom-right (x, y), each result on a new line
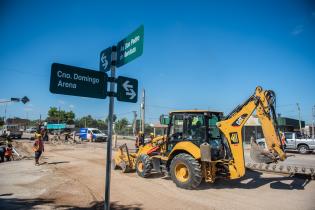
top-left (5, 117), bottom-right (31, 130)
top-left (277, 117), bottom-right (305, 132)
top-left (151, 123), bottom-right (168, 136)
top-left (242, 116), bottom-right (305, 144)
top-left (303, 125), bottom-right (315, 138)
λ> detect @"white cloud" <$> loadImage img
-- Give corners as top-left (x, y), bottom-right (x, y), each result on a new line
top-left (69, 104), bottom-right (75, 109)
top-left (24, 107), bottom-right (33, 111)
top-left (291, 25), bottom-right (304, 36)
top-left (58, 100), bottom-right (66, 105)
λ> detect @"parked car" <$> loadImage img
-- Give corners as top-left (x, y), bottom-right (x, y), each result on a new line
top-left (0, 124), bottom-right (23, 139)
top-left (255, 132), bottom-right (315, 154)
top-left (284, 132), bottom-right (315, 154)
top-left (78, 128), bottom-right (107, 142)
top-left (25, 127), bottom-right (37, 133)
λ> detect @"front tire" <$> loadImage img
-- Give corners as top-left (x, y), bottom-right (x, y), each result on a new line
top-left (136, 154), bottom-right (152, 178)
top-left (298, 145), bottom-right (309, 154)
top-left (170, 153), bottom-right (202, 189)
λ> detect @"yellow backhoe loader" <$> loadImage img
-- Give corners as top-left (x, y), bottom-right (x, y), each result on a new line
top-left (113, 86), bottom-right (288, 189)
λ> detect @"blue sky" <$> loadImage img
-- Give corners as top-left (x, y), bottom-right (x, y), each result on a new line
top-left (1, 0), bottom-right (315, 123)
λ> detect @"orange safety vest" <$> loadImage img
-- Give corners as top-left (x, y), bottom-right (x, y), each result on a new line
top-left (281, 135), bottom-right (286, 145)
top-left (5, 148), bottom-right (12, 157)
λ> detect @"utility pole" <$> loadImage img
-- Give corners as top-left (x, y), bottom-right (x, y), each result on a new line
top-left (296, 103), bottom-right (302, 134)
top-left (58, 106), bottom-right (60, 124)
top-left (312, 105), bottom-right (315, 139)
top-left (132, 111), bottom-right (137, 135)
top-left (104, 45), bottom-right (117, 210)
top-left (141, 89), bottom-right (145, 133)
top-left (4, 103), bottom-right (7, 124)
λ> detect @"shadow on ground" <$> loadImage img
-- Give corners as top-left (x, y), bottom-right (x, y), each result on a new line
top-left (199, 170), bottom-right (311, 190)
top-left (48, 161), bottom-right (70, 165)
top-left (117, 168), bottom-right (311, 191)
top-left (60, 201), bottom-right (142, 210)
top-left (0, 197), bottom-right (142, 210)
top-left (0, 197), bottom-right (54, 210)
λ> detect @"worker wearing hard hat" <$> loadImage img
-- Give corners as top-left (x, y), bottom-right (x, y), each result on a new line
top-left (149, 133), bottom-right (155, 142)
top-left (33, 133), bottom-right (45, 166)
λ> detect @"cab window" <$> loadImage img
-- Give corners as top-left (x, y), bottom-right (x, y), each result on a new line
top-left (170, 114), bottom-right (184, 140)
top-left (185, 114), bottom-right (206, 141)
top-left (209, 115), bottom-right (221, 139)
top-left (284, 133), bottom-right (293, 139)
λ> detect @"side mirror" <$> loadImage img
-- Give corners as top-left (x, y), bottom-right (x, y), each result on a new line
top-left (160, 115), bottom-right (170, 125)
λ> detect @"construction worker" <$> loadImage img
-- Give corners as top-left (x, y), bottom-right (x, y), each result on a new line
top-left (4, 137), bottom-right (13, 161)
top-left (88, 130), bottom-right (93, 143)
top-left (281, 132), bottom-right (286, 149)
top-left (148, 133), bottom-right (155, 144)
top-left (33, 133), bottom-right (44, 166)
top-left (135, 131), bottom-right (144, 151)
top-left (4, 144), bottom-right (13, 161)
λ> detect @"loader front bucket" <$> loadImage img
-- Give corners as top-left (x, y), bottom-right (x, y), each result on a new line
top-left (249, 141), bottom-right (276, 164)
top-left (112, 143), bottom-right (136, 173)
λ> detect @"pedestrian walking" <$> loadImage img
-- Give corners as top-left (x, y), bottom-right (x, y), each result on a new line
top-left (33, 133), bottom-right (44, 166)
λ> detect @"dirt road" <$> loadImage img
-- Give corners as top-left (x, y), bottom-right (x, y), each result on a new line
top-left (0, 140), bottom-right (314, 210)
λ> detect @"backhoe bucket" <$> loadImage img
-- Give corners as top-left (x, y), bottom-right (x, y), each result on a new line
top-left (249, 141), bottom-right (276, 164)
top-left (112, 143), bottom-right (136, 173)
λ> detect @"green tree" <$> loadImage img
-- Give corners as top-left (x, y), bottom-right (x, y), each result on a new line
top-left (65, 111), bottom-right (75, 124)
top-left (48, 107), bottom-right (58, 118)
top-left (74, 115), bottom-right (107, 131)
top-left (0, 117), bottom-right (4, 127)
top-left (115, 118), bottom-right (129, 134)
top-left (47, 107), bottom-right (76, 123)
top-left (144, 124), bottom-right (154, 135)
top-left (105, 114), bottom-right (117, 124)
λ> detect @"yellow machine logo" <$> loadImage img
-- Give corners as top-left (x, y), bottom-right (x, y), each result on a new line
top-left (230, 132), bottom-right (239, 144)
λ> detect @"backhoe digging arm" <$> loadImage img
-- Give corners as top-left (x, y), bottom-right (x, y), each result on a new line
top-left (216, 86), bottom-right (286, 179)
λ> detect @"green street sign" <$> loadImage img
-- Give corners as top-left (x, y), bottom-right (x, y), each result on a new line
top-left (117, 25), bottom-right (144, 67)
top-left (116, 76), bottom-right (138, 103)
top-left (50, 63), bottom-right (107, 99)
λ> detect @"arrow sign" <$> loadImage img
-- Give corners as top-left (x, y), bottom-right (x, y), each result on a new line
top-left (117, 76), bottom-right (138, 103)
top-left (99, 47), bottom-right (112, 72)
top-left (122, 80), bottom-right (136, 100)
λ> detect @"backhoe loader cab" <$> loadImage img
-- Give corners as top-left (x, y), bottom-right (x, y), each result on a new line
top-left (162, 111), bottom-right (225, 160)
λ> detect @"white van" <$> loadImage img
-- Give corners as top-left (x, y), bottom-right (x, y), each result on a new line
top-left (79, 128), bottom-right (107, 142)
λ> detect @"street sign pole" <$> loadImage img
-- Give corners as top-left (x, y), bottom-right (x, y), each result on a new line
top-left (104, 46), bottom-right (116, 210)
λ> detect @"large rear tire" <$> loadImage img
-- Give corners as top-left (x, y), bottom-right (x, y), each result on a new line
top-left (170, 153), bottom-right (202, 189)
top-left (136, 154), bottom-right (152, 178)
